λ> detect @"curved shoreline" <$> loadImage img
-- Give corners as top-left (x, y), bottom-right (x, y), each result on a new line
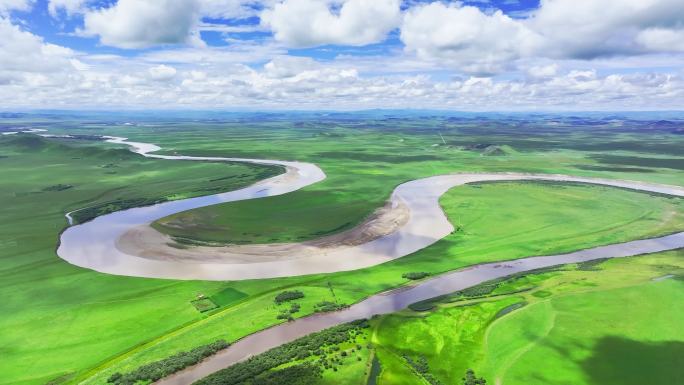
top-left (57, 136), bottom-right (684, 281)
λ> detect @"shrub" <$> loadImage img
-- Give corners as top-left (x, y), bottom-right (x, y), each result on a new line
top-left (314, 301), bottom-right (346, 313)
top-left (274, 290), bottom-right (304, 304)
top-left (403, 355), bottom-right (443, 385)
top-left (402, 272), bottom-right (430, 280)
top-left (463, 369), bottom-right (487, 385)
top-left (107, 340), bottom-right (229, 385)
top-left (195, 320), bottom-right (369, 385)
top-left (247, 363), bottom-right (321, 385)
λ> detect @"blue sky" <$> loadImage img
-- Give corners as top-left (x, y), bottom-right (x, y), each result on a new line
top-left (0, 0), bottom-right (683, 110)
top-left (15, 0), bottom-right (540, 57)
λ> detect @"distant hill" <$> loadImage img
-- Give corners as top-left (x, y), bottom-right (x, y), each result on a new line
top-left (1, 134), bottom-right (132, 159)
top-left (463, 143), bottom-right (516, 156)
top-left (647, 120), bottom-right (684, 134)
top-left (3, 134), bottom-right (51, 150)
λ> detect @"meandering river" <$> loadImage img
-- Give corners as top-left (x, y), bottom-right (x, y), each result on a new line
top-left (57, 135), bottom-right (684, 281)
top-left (45, 134), bottom-right (684, 384)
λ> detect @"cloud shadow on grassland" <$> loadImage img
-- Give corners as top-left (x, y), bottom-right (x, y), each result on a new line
top-left (581, 336), bottom-right (684, 385)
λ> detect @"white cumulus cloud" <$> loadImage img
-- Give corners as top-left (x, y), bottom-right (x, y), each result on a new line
top-left (528, 0), bottom-right (684, 58)
top-left (81, 0), bottom-right (203, 49)
top-left (261, 0), bottom-right (401, 48)
top-left (401, 2), bottom-right (541, 74)
top-left (0, 17), bottom-right (74, 75)
top-left (0, 0), bottom-right (33, 14)
top-left (636, 28), bottom-right (684, 52)
top-left (526, 63), bottom-right (558, 80)
top-left (1, 0), bottom-right (684, 110)
top-left (148, 64), bottom-right (177, 81)
top-left (398, 0), bottom-right (684, 73)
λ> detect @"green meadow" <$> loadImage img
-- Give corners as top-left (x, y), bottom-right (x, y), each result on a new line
top-left (0, 134), bottom-right (283, 384)
top-left (170, 251), bottom-right (684, 385)
top-left (366, 251), bottom-right (684, 385)
top-left (0, 114), bottom-right (683, 384)
top-left (144, 119), bottom-right (684, 245)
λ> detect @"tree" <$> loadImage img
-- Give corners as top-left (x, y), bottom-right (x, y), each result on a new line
top-left (463, 369), bottom-right (487, 385)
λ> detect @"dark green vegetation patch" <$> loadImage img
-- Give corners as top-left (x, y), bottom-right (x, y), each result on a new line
top-left (153, 190), bottom-right (371, 245)
top-left (590, 154), bottom-right (684, 171)
top-left (274, 290), bottom-right (305, 304)
top-left (313, 301), bottom-right (346, 313)
top-left (194, 320), bottom-right (370, 385)
top-left (72, 197), bottom-right (170, 224)
top-left (462, 369), bottom-right (488, 385)
top-left (107, 340), bottom-right (229, 385)
top-left (42, 184), bottom-right (73, 192)
top-left (404, 355), bottom-right (445, 385)
top-left (242, 363), bottom-right (322, 385)
top-left (402, 271), bottom-right (431, 280)
top-left (573, 164), bottom-right (656, 173)
top-left (277, 302), bottom-right (301, 321)
top-left (210, 288), bottom-right (248, 307)
top-left (576, 258), bottom-right (608, 271)
top-left (191, 298), bottom-right (219, 313)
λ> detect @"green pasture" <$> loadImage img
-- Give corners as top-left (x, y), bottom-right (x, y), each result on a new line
top-left (0, 134), bottom-right (280, 384)
top-left (0, 115), bottom-right (683, 384)
top-left (139, 117), bottom-right (684, 245)
top-left (364, 251), bottom-right (684, 385)
top-left (84, 180), bottom-right (684, 385)
top-left (204, 251), bottom-right (684, 385)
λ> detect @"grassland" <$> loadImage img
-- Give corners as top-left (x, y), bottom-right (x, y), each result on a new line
top-left (181, 251), bottom-right (684, 385)
top-left (438, 181), bottom-right (684, 265)
top-left (54, 115), bottom-right (684, 261)
top-left (141, 115), bottom-right (684, 245)
top-left (364, 250), bottom-right (684, 385)
top-left (83, 181), bottom-right (684, 385)
top-left (1, 113), bottom-right (683, 384)
top-left (152, 189), bottom-right (373, 245)
top-left (0, 134), bottom-right (281, 384)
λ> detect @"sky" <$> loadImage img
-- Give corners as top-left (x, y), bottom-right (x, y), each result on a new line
top-left (1, 0), bottom-right (683, 110)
